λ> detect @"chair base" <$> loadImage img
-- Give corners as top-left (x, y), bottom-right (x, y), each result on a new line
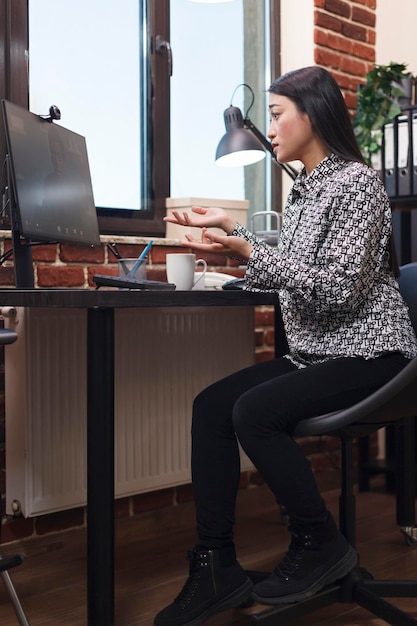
top-left (0, 554), bottom-right (24, 573)
top-left (247, 567), bottom-right (417, 626)
top-left (0, 553), bottom-right (30, 626)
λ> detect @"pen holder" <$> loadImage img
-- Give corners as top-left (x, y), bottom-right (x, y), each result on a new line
top-left (118, 258), bottom-right (146, 280)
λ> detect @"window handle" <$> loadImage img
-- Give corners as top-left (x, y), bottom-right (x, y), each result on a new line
top-left (155, 35), bottom-right (173, 77)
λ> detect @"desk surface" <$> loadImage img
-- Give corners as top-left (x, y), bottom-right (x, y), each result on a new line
top-left (0, 288), bottom-right (278, 308)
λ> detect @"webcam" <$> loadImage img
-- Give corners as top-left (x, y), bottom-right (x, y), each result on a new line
top-left (39, 105), bottom-right (61, 123)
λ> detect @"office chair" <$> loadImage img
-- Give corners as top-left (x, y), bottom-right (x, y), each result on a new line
top-left (0, 327), bottom-right (30, 626)
top-left (249, 262), bottom-right (417, 626)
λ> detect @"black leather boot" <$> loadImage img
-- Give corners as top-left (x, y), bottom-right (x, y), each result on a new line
top-left (154, 547), bottom-right (253, 626)
top-left (252, 515), bottom-right (357, 605)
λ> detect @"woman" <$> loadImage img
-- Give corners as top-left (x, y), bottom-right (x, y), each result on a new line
top-left (154, 66), bottom-right (417, 626)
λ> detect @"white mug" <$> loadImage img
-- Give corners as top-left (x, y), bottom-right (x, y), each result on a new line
top-left (166, 253), bottom-right (207, 290)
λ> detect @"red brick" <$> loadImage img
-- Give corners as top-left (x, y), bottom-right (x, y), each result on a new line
top-left (324, 435), bottom-right (343, 451)
top-left (324, 0), bottom-right (351, 19)
top-left (1, 515), bottom-right (34, 544)
top-left (345, 90), bottom-right (359, 110)
top-left (326, 33), bottom-right (353, 54)
top-left (255, 349), bottom-right (275, 363)
top-left (298, 437), bottom-right (323, 457)
top-left (255, 329), bottom-right (265, 347)
top-left (249, 470), bottom-right (265, 486)
top-left (150, 245), bottom-right (180, 263)
top-left (314, 9), bottom-right (343, 32)
top-left (340, 55), bottom-right (367, 77)
top-left (341, 20), bottom-right (367, 42)
top-left (35, 507), bottom-right (84, 535)
top-left (264, 328), bottom-right (276, 346)
top-left (177, 484), bottom-right (194, 504)
top-left (314, 0), bottom-right (325, 7)
top-left (314, 29), bottom-right (328, 46)
top-left (352, 41), bottom-right (375, 62)
top-left (87, 265), bottom-right (117, 286)
top-left (31, 244), bottom-right (58, 262)
top-left (37, 265), bottom-right (85, 287)
top-left (114, 497), bottom-right (130, 519)
top-left (310, 452), bottom-right (341, 473)
top-left (0, 266), bottom-right (15, 286)
top-left (226, 258), bottom-right (243, 269)
top-left (147, 267), bottom-right (169, 282)
top-left (239, 472), bottom-right (250, 489)
top-left (352, 5), bottom-right (376, 27)
top-left (60, 243), bottom-right (105, 263)
top-left (315, 47), bottom-right (343, 69)
top-left (132, 488), bottom-right (174, 514)
top-left (332, 71), bottom-right (352, 90)
top-left (255, 306), bottom-right (275, 327)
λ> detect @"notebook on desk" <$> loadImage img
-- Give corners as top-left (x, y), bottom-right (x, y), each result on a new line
top-left (93, 274), bottom-right (176, 290)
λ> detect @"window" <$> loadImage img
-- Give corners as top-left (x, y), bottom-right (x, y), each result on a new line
top-left (170, 0), bottom-right (282, 219)
top-left (28, 0), bottom-right (170, 236)
top-left (0, 0), bottom-right (281, 237)
top-left (30, 1), bottom-right (143, 213)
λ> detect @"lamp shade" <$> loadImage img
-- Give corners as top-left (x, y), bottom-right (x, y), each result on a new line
top-left (215, 106), bottom-right (266, 167)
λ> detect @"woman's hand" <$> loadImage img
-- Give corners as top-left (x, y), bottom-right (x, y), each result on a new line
top-left (183, 228), bottom-right (253, 261)
top-left (164, 206), bottom-right (236, 235)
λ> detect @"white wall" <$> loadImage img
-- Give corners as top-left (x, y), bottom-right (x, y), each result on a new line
top-left (376, 0), bottom-right (417, 75)
top-left (280, 0), bottom-right (314, 200)
top-left (281, 0), bottom-right (314, 74)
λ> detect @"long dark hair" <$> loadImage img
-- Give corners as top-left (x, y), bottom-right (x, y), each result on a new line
top-left (268, 66), bottom-right (364, 163)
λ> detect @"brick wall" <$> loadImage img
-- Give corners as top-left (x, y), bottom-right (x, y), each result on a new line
top-left (314, 0), bottom-right (376, 111)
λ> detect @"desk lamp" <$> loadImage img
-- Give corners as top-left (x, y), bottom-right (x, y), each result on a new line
top-left (215, 83), bottom-right (298, 180)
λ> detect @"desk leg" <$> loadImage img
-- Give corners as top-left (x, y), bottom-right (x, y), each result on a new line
top-left (87, 307), bottom-right (115, 625)
top-left (274, 303), bottom-right (288, 357)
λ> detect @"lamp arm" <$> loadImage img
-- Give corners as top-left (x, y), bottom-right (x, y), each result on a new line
top-left (244, 116), bottom-right (298, 181)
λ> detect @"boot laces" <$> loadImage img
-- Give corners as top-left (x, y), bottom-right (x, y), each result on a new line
top-left (273, 528), bottom-right (312, 581)
top-left (174, 549), bottom-right (210, 608)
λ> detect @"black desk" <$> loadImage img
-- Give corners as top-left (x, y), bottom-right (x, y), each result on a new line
top-left (0, 288), bottom-right (280, 626)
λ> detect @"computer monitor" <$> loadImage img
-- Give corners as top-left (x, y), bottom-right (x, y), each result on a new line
top-left (2, 99), bottom-right (101, 247)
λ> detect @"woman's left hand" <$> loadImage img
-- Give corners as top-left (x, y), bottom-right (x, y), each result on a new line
top-left (183, 228), bottom-right (253, 260)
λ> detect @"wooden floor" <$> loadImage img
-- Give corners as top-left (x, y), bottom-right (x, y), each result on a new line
top-left (1, 485), bottom-right (417, 626)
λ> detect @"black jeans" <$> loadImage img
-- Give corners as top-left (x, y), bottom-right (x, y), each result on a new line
top-left (191, 352), bottom-right (410, 549)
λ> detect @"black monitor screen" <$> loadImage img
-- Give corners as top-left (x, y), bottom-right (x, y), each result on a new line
top-left (2, 99), bottom-right (101, 246)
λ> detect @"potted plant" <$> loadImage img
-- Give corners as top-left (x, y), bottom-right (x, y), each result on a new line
top-left (353, 62), bottom-right (415, 165)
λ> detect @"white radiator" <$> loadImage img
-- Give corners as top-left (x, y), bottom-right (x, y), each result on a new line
top-left (5, 306), bottom-right (255, 517)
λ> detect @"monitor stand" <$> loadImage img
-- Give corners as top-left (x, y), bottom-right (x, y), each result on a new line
top-left (11, 229), bottom-right (34, 289)
top-left (5, 155), bottom-right (34, 289)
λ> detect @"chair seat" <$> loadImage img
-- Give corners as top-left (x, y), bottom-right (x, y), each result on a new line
top-left (293, 356), bottom-right (417, 439)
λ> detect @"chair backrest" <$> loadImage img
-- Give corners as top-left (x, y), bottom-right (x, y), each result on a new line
top-left (397, 262), bottom-right (417, 333)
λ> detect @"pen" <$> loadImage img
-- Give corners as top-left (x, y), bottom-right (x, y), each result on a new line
top-left (107, 242), bottom-right (130, 275)
top-left (127, 240), bottom-right (153, 278)
top-left (106, 242), bottom-right (121, 260)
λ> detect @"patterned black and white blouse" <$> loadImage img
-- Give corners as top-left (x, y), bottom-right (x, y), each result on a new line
top-left (234, 152), bottom-right (417, 367)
